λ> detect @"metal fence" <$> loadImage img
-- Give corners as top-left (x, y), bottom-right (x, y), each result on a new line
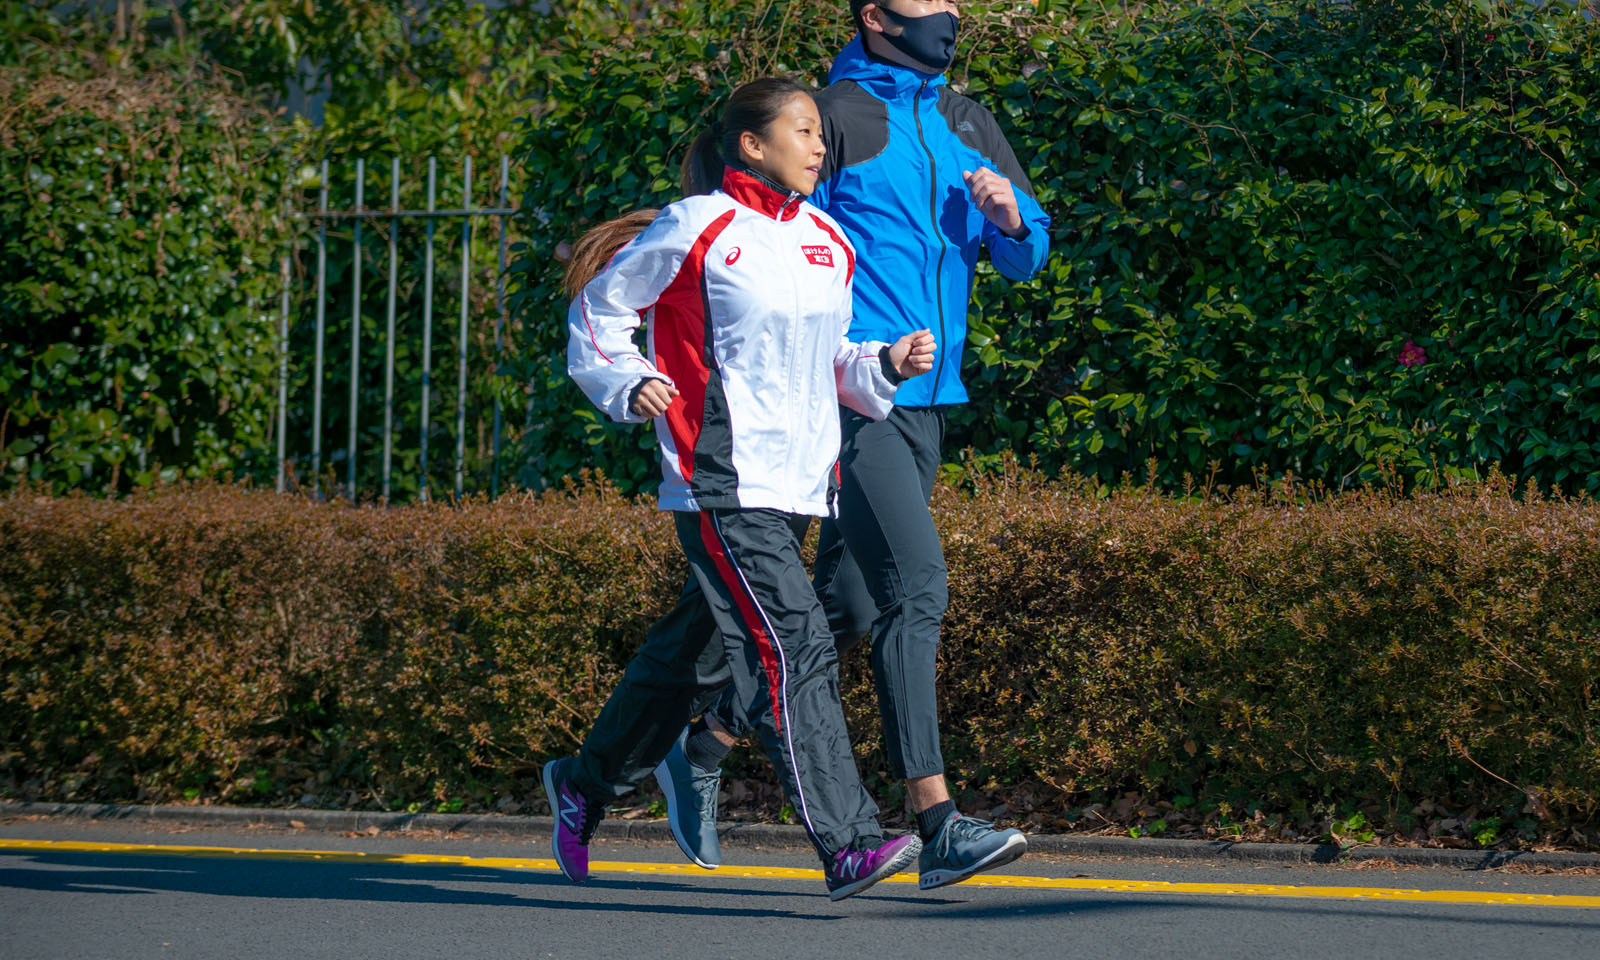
top-left (276, 155), bottom-right (516, 502)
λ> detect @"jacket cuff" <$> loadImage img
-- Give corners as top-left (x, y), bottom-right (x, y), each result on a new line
top-left (878, 345), bottom-right (905, 385)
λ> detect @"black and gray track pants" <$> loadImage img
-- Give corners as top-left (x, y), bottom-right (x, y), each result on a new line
top-left (570, 508), bottom-right (880, 860)
top-left (708, 405), bottom-right (950, 781)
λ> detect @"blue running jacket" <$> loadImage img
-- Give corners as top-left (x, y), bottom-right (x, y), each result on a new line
top-left (812, 35), bottom-right (1052, 408)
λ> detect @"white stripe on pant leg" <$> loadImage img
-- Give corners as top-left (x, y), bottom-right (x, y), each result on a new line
top-left (708, 513), bottom-right (823, 847)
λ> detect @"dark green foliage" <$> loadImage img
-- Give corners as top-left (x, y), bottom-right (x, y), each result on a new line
top-left (510, 0), bottom-right (1600, 496)
top-left (2, 3), bottom-right (558, 499)
top-left (1, 475), bottom-right (1594, 846)
top-left (1010, 0), bottom-right (1600, 494)
top-left (0, 43), bottom-right (294, 493)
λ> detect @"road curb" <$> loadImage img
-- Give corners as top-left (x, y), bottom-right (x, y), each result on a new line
top-left (4, 800), bottom-right (1597, 871)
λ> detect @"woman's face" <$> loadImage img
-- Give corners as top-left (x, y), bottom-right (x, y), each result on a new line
top-left (739, 94), bottom-right (826, 196)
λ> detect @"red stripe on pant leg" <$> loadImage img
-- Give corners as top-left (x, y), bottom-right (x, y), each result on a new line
top-left (698, 512), bottom-right (786, 738)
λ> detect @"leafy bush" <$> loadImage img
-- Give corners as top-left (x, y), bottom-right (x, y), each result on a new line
top-left (1, 40), bottom-right (294, 493)
top-left (1011, 0), bottom-right (1600, 494)
top-left (2, 475), bottom-right (1595, 848)
top-left (0, 479), bottom-right (680, 811)
top-left (2, 2), bottom-right (561, 499)
top-left (508, 0), bottom-right (1600, 496)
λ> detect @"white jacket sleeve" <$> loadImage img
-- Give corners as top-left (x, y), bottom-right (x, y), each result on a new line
top-left (566, 205), bottom-right (692, 424)
top-left (828, 230), bottom-right (899, 420)
top-left (834, 334), bottom-right (899, 420)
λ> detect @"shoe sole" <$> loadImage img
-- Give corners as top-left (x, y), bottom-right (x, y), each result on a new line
top-left (652, 756), bottom-right (719, 870)
top-left (542, 760), bottom-right (587, 883)
top-left (918, 832), bottom-right (1029, 890)
top-left (828, 836), bottom-right (923, 902)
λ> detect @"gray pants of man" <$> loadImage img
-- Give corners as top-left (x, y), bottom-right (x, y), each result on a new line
top-left (707, 406), bottom-right (949, 781)
top-left (569, 508), bottom-right (880, 860)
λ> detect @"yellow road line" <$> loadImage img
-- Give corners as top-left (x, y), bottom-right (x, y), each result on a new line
top-left (3, 838), bottom-right (1596, 909)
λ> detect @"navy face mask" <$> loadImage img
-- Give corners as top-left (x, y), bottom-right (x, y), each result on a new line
top-left (877, 7), bottom-right (960, 72)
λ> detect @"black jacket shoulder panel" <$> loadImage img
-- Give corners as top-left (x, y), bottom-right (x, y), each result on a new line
top-left (935, 88), bottom-right (1037, 199)
top-left (816, 80), bottom-right (890, 182)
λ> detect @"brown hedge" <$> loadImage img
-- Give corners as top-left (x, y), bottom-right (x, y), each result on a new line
top-left (1, 473), bottom-right (1596, 848)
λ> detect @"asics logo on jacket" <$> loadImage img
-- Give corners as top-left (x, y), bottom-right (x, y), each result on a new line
top-left (812, 36), bottom-right (1053, 407)
top-left (567, 167), bottom-right (901, 517)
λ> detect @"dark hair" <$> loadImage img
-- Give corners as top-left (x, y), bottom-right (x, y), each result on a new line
top-left (562, 208), bottom-right (660, 300)
top-left (680, 76), bottom-right (814, 196)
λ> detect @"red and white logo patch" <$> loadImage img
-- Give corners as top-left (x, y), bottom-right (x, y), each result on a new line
top-left (801, 245), bottom-right (835, 268)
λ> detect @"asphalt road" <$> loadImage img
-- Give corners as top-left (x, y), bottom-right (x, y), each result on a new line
top-left (2, 818), bottom-right (1597, 960)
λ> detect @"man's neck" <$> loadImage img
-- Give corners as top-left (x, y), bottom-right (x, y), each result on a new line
top-left (861, 29), bottom-right (942, 76)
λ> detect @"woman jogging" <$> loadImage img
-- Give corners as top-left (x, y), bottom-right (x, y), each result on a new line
top-left (656, 1), bottom-right (1050, 891)
top-left (545, 76), bottom-right (939, 901)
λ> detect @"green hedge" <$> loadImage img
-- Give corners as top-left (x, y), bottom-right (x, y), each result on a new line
top-left (509, 0), bottom-right (1600, 496)
top-left (2, 3), bottom-right (564, 499)
top-left (3, 477), bottom-right (1595, 848)
top-left (1, 37), bottom-right (294, 494)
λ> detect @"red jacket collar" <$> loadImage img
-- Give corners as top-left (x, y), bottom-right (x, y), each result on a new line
top-left (722, 166), bottom-right (804, 221)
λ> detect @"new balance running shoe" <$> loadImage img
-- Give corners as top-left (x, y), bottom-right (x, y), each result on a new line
top-left (652, 727), bottom-right (722, 869)
top-left (917, 813), bottom-right (1028, 889)
top-left (825, 833), bottom-right (922, 901)
top-left (543, 758), bottom-right (605, 882)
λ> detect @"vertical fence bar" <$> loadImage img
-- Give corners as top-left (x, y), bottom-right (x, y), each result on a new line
top-left (276, 252), bottom-right (290, 493)
top-left (419, 157), bottom-right (436, 502)
top-left (311, 158), bottom-right (328, 497)
top-left (382, 157), bottom-right (399, 503)
top-left (347, 159), bottom-right (364, 498)
top-left (455, 156), bottom-right (472, 501)
top-left (492, 155), bottom-right (508, 500)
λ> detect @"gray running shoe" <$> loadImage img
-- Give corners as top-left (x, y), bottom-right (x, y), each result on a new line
top-left (652, 727), bottom-right (721, 869)
top-left (917, 813), bottom-right (1028, 889)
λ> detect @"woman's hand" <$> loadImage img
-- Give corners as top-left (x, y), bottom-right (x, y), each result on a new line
top-left (631, 378), bottom-right (680, 417)
top-left (888, 329), bottom-right (937, 380)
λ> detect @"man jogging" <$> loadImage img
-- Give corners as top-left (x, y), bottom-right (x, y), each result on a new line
top-left (654, 0), bottom-right (1052, 891)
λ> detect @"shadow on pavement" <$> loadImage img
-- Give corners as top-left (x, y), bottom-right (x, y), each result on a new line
top-left (0, 850), bottom-right (949, 918)
top-left (920, 892), bottom-right (1600, 930)
top-left (7, 849), bottom-right (1595, 930)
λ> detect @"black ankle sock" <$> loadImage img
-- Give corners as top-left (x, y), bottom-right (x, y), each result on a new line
top-left (916, 800), bottom-right (958, 841)
top-left (683, 720), bottom-right (732, 771)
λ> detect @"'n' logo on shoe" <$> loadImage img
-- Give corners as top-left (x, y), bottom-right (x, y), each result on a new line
top-left (560, 791), bottom-right (583, 830)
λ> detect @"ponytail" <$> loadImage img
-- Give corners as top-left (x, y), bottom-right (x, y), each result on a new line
top-left (680, 77), bottom-right (814, 197)
top-left (680, 123), bottom-right (725, 197)
top-left (572, 78), bottom-right (815, 297)
top-left (562, 208), bottom-right (660, 300)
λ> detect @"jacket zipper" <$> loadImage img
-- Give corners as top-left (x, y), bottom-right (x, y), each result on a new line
top-left (913, 79), bottom-right (949, 404)
top-left (784, 191), bottom-right (804, 499)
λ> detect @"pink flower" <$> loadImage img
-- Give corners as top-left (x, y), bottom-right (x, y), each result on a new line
top-left (1399, 340), bottom-right (1427, 368)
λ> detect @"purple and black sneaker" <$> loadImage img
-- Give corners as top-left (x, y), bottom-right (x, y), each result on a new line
top-left (543, 758), bottom-right (606, 883)
top-left (824, 833), bottom-right (922, 901)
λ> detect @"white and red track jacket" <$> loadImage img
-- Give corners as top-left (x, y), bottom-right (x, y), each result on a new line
top-left (567, 166), bottom-right (900, 517)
